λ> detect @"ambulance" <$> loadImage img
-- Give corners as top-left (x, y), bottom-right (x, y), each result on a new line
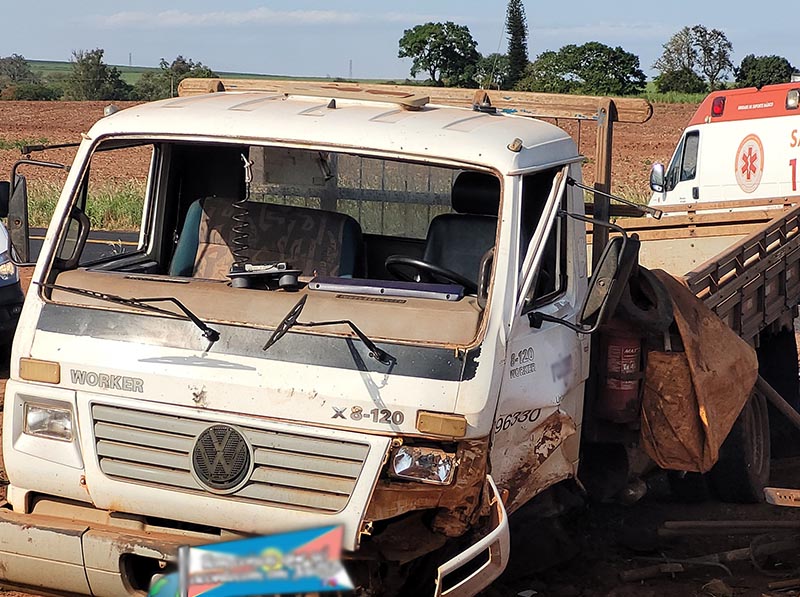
top-left (649, 82), bottom-right (800, 208)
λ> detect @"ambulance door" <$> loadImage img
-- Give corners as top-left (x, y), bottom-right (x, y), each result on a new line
top-left (657, 130), bottom-right (700, 205)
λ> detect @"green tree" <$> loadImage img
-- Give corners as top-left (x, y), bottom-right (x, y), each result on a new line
top-left (653, 26), bottom-right (697, 74)
top-left (0, 54), bottom-right (39, 86)
top-left (516, 51), bottom-right (577, 94)
top-left (64, 49), bottom-right (132, 100)
top-left (516, 42), bottom-right (645, 95)
top-left (568, 42), bottom-right (646, 95)
top-left (0, 83), bottom-right (61, 101)
top-left (398, 22), bottom-right (480, 87)
top-left (654, 67), bottom-right (706, 93)
top-left (134, 55), bottom-right (217, 100)
top-left (505, 0), bottom-right (528, 89)
top-left (692, 25), bottom-right (733, 90)
top-left (654, 25), bottom-right (733, 92)
top-left (735, 54), bottom-right (795, 88)
top-left (476, 53), bottom-right (510, 89)
top-left (515, 50), bottom-right (579, 93)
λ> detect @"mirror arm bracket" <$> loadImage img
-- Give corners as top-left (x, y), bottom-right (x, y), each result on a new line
top-left (567, 176), bottom-right (663, 220)
top-left (528, 311), bottom-right (600, 335)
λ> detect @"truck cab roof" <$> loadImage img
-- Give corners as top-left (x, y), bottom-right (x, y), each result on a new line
top-left (89, 91), bottom-right (579, 174)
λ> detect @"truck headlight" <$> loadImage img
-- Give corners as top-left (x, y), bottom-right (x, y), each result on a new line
top-left (23, 403), bottom-right (74, 441)
top-left (389, 445), bottom-right (457, 485)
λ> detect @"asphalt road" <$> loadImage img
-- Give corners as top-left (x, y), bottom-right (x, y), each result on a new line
top-left (30, 228), bottom-right (139, 263)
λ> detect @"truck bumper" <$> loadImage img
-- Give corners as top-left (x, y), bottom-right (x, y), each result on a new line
top-left (0, 476), bottom-right (509, 597)
top-left (0, 501), bottom-right (216, 596)
top-left (435, 475), bottom-right (510, 597)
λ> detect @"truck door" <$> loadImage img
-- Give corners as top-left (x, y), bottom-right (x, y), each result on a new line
top-left (489, 166), bottom-right (588, 514)
top-left (656, 130), bottom-right (700, 205)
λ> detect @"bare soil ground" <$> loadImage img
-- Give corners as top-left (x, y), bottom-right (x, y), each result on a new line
top-left (0, 100), bottom-right (698, 198)
top-left (5, 101), bottom-right (800, 597)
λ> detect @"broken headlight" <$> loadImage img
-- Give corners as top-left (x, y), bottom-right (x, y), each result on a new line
top-left (389, 445), bottom-right (457, 485)
top-left (0, 253), bottom-right (18, 285)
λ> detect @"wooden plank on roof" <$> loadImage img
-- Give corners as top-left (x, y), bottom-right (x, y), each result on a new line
top-left (177, 78), bottom-right (653, 123)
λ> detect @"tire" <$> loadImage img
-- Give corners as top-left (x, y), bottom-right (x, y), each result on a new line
top-left (708, 389), bottom-right (770, 503)
top-left (757, 327), bottom-right (800, 457)
top-left (615, 266), bottom-right (674, 334)
top-left (667, 471), bottom-right (711, 503)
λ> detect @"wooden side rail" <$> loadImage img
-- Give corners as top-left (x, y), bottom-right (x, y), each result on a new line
top-left (684, 204), bottom-right (800, 341)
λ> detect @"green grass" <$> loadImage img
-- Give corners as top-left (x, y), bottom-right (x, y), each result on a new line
top-left (27, 59), bottom-right (397, 88)
top-left (613, 183), bottom-right (651, 205)
top-left (26, 182), bottom-right (60, 228)
top-left (639, 81), bottom-right (707, 104)
top-left (0, 137), bottom-right (49, 151)
top-left (27, 180), bottom-right (145, 230)
top-left (27, 59), bottom-right (713, 103)
top-left (641, 90), bottom-right (707, 104)
top-left (28, 60), bottom-right (159, 85)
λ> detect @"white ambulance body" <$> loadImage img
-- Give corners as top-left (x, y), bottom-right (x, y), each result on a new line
top-left (650, 83), bottom-right (800, 208)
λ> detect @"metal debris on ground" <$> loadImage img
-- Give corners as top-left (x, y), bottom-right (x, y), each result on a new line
top-left (620, 533), bottom-right (800, 584)
top-left (700, 578), bottom-right (734, 597)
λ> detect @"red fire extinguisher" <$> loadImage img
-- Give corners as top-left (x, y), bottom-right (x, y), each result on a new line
top-left (596, 320), bottom-right (643, 424)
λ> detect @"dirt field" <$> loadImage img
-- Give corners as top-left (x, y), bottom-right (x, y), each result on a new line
top-left (5, 100), bottom-right (800, 597)
top-left (0, 100), bottom-right (698, 199)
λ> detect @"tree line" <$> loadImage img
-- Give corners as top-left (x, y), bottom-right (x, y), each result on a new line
top-left (1, 4), bottom-right (796, 102)
top-left (398, 3), bottom-right (796, 95)
top-left (0, 49), bottom-right (216, 101)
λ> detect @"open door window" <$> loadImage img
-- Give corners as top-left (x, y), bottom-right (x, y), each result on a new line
top-left (516, 165), bottom-right (569, 316)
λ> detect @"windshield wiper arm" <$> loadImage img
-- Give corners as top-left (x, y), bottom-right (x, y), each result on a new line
top-left (41, 282), bottom-right (220, 349)
top-left (262, 295), bottom-right (308, 352)
top-left (300, 319), bottom-right (394, 365)
top-left (263, 295), bottom-right (394, 365)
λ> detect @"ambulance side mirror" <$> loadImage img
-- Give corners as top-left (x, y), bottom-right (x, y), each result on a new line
top-left (649, 163), bottom-right (666, 193)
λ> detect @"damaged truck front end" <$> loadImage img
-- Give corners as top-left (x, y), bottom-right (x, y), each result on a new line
top-left (0, 88), bottom-right (600, 596)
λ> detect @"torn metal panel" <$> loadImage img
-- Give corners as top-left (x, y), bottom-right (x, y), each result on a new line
top-left (365, 439), bottom-right (488, 537)
top-left (490, 410), bottom-right (578, 514)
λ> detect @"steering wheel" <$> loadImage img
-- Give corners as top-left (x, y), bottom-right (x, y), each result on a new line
top-left (385, 255), bottom-right (478, 294)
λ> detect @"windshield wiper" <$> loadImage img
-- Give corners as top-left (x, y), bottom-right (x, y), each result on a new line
top-left (41, 282), bottom-right (220, 350)
top-left (263, 295), bottom-right (394, 365)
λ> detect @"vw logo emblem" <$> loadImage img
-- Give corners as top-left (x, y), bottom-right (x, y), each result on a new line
top-left (191, 424), bottom-right (252, 493)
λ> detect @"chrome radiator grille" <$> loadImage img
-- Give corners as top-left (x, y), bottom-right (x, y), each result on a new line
top-left (92, 404), bottom-right (369, 513)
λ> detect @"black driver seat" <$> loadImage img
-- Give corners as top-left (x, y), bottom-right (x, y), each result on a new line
top-left (422, 171), bottom-right (499, 287)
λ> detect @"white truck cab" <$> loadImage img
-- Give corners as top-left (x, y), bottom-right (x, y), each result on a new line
top-left (0, 87), bottom-right (622, 596)
top-left (650, 82), bottom-right (800, 209)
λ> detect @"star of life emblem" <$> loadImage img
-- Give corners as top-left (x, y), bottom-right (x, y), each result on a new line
top-left (735, 134), bottom-right (764, 193)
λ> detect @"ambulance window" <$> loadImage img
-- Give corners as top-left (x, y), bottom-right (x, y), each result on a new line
top-left (664, 138), bottom-right (683, 191)
top-left (680, 131), bottom-right (699, 182)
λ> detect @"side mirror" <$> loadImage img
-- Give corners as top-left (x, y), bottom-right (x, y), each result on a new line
top-left (53, 207), bottom-right (90, 270)
top-left (529, 234), bottom-right (641, 334)
top-left (0, 181), bottom-right (9, 218)
top-left (579, 235), bottom-right (639, 329)
top-left (8, 174), bottom-right (30, 263)
top-left (649, 163), bottom-right (666, 194)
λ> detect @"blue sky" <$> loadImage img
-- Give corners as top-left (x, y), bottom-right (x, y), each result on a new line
top-left (3, 1), bottom-right (797, 80)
